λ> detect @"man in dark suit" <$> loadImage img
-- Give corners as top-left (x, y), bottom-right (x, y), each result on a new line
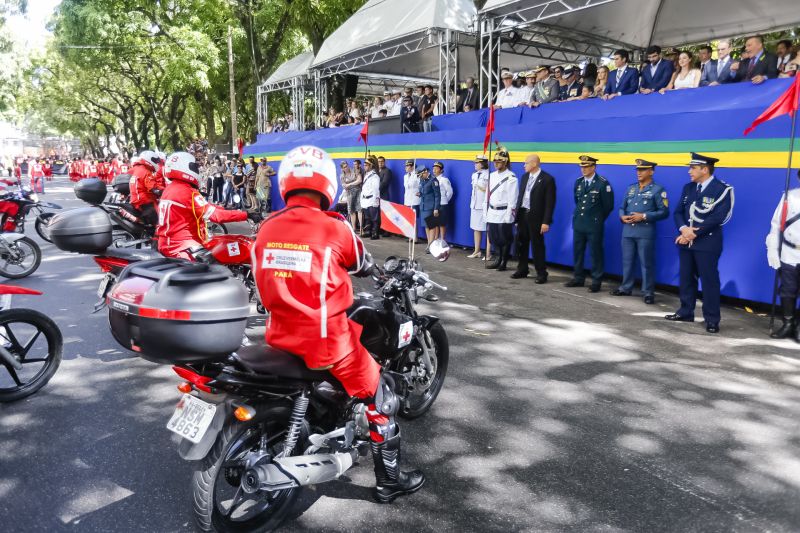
top-left (666, 153), bottom-right (734, 334)
top-left (640, 45), bottom-right (674, 94)
top-left (701, 40), bottom-right (737, 86)
top-left (604, 49), bottom-right (640, 99)
top-left (511, 153), bottom-right (556, 283)
top-left (400, 96), bottom-right (421, 133)
top-left (457, 77), bottom-right (479, 113)
top-left (731, 35), bottom-right (778, 84)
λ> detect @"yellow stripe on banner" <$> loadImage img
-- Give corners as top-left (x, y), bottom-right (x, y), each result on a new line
top-left (252, 150), bottom-right (791, 168)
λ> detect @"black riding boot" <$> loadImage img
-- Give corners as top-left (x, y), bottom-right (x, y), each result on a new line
top-left (497, 245), bottom-right (510, 272)
top-left (371, 431), bottom-right (425, 503)
top-left (486, 251), bottom-right (502, 269)
top-left (771, 298), bottom-right (796, 339)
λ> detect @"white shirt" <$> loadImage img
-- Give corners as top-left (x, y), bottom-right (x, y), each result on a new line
top-left (697, 176), bottom-right (715, 193)
top-left (371, 107), bottom-right (383, 119)
top-left (403, 172), bottom-right (420, 206)
top-left (767, 188), bottom-right (800, 265)
top-left (495, 85), bottom-right (521, 108)
top-left (485, 168), bottom-right (518, 224)
top-left (649, 60), bottom-right (661, 77)
top-left (519, 85), bottom-right (535, 105)
top-left (389, 99), bottom-right (402, 117)
top-left (437, 175), bottom-right (453, 205)
top-left (360, 171), bottom-right (381, 207)
top-left (470, 170), bottom-right (489, 210)
top-left (521, 169), bottom-right (541, 210)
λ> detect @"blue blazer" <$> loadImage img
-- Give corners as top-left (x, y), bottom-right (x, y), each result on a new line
top-left (673, 178), bottom-right (733, 253)
top-left (640, 60), bottom-right (674, 91)
top-left (605, 67), bottom-right (640, 95)
top-left (700, 59), bottom-right (736, 86)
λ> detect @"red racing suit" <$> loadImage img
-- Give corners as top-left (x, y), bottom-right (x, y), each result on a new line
top-left (156, 179), bottom-right (247, 259)
top-left (0, 179), bottom-right (20, 231)
top-left (129, 162), bottom-right (162, 209)
top-left (252, 195), bottom-right (380, 399)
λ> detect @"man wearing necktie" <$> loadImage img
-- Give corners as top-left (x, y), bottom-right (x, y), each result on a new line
top-left (731, 35), bottom-right (778, 85)
top-left (701, 40), bottom-right (737, 86)
top-left (666, 153), bottom-right (734, 334)
top-left (565, 155), bottom-right (614, 292)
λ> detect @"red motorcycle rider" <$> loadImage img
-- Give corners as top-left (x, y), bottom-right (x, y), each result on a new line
top-left (156, 152), bottom-right (247, 259)
top-left (252, 145), bottom-right (425, 503)
top-left (129, 150), bottom-right (164, 226)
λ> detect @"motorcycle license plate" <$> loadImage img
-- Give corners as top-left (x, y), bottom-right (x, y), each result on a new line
top-left (166, 394), bottom-right (217, 444)
top-left (96, 274), bottom-right (114, 298)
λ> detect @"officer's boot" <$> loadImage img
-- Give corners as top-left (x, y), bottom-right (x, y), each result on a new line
top-left (371, 431), bottom-right (425, 503)
top-left (486, 249), bottom-right (502, 269)
top-left (771, 298), bottom-right (796, 339)
top-left (497, 245), bottom-right (510, 272)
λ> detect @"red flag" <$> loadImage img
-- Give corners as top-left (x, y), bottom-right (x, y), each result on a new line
top-left (744, 76), bottom-right (800, 135)
top-left (380, 200), bottom-right (416, 239)
top-left (483, 105), bottom-right (495, 154)
top-left (237, 137), bottom-right (244, 156)
top-left (358, 118), bottom-right (369, 144)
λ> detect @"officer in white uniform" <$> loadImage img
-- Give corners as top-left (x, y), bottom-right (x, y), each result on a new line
top-left (518, 71), bottom-right (536, 107)
top-left (485, 147), bottom-right (518, 271)
top-left (766, 169), bottom-right (800, 340)
top-left (403, 159), bottom-right (421, 221)
top-left (468, 155), bottom-right (490, 258)
top-left (495, 71), bottom-right (521, 109)
top-left (360, 156), bottom-right (382, 239)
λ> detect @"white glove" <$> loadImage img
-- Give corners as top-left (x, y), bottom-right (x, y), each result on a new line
top-left (766, 233), bottom-right (781, 269)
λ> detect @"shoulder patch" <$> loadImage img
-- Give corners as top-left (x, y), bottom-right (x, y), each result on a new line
top-left (606, 185), bottom-right (612, 192)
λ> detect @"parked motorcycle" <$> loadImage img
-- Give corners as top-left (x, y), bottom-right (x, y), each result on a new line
top-left (104, 241), bottom-right (450, 531)
top-left (0, 233), bottom-right (42, 279)
top-left (0, 185), bottom-right (62, 243)
top-left (0, 285), bottom-right (63, 402)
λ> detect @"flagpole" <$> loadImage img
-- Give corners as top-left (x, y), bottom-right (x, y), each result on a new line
top-left (770, 108), bottom-right (798, 333)
top-left (485, 106), bottom-right (494, 269)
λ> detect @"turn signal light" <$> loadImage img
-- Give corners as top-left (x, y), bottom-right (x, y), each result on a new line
top-left (177, 382), bottom-right (192, 393)
top-left (234, 405), bottom-right (256, 422)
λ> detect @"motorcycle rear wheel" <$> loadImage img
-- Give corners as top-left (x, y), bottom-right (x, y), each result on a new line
top-left (35, 212), bottom-right (56, 243)
top-left (399, 321), bottom-right (449, 420)
top-left (0, 309), bottom-right (63, 402)
top-left (192, 408), bottom-right (301, 532)
top-left (0, 237), bottom-right (42, 279)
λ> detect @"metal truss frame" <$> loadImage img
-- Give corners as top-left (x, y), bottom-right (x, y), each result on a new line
top-left (486, 0), bottom-right (621, 33)
top-left (257, 75), bottom-right (314, 132)
top-left (438, 29), bottom-right (459, 114)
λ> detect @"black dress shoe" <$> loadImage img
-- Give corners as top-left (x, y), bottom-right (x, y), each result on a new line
top-left (496, 264), bottom-right (508, 272)
top-left (643, 295), bottom-right (655, 305)
top-left (510, 271), bottom-right (528, 279)
top-left (588, 284), bottom-right (601, 293)
top-left (665, 313), bottom-right (694, 322)
top-left (610, 289), bottom-right (632, 296)
top-left (706, 323), bottom-right (719, 333)
top-left (534, 275), bottom-right (548, 284)
top-left (564, 279), bottom-right (584, 288)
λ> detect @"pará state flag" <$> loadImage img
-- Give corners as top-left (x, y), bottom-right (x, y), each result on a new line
top-left (380, 200), bottom-right (416, 239)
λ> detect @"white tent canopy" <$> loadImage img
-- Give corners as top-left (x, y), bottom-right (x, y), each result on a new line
top-left (481, 0), bottom-right (800, 49)
top-left (261, 51), bottom-right (315, 89)
top-left (311, 0), bottom-right (477, 79)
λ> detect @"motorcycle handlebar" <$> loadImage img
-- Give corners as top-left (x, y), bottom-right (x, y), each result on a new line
top-left (413, 272), bottom-right (447, 291)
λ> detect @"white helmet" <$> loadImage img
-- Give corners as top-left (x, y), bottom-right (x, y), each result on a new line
top-left (278, 145), bottom-right (337, 209)
top-left (136, 150), bottom-right (161, 171)
top-left (164, 151), bottom-right (200, 187)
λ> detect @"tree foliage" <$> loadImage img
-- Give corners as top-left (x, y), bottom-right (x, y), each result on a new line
top-left (15, 0), bottom-right (364, 154)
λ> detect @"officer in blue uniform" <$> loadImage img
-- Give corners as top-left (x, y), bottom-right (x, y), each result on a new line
top-left (666, 153), bottom-right (734, 334)
top-left (565, 155), bottom-right (614, 292)
top-left (611, 159), bottom-right (669, 304)
top-left (417, 164), bottom-right (441, 248)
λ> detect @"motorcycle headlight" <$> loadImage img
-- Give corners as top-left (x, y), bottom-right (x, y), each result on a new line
top-left (29, 193), bottom-right (39, 203)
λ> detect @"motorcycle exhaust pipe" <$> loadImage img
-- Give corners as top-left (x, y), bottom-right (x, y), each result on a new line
top-left (241, 450), bottom-right (358, 494)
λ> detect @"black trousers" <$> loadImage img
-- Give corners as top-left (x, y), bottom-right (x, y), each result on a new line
top-left (363, 206), bottom-right (380, 235)
top-left (515, 208), bottom-right (547, 276)
top-left (488, 222), bottom-right (513, 251)
top-left (779, 262), bottom-right (800, 299)
top-left (212, 178), bottom-right (224, 203)
top-left (573, 228), bottom-right (604, 284)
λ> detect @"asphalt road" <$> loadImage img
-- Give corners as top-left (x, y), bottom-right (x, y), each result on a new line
top-left (1, 177), bottom-right (799, 532)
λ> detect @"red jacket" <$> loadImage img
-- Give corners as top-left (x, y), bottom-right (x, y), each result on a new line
top-left (253, 196), bottom-right (366, 368)
top-left (156, 179), bottom-right (246, 257)
top-left (128, 162), bottom-right (161, 208)
top-left (30, 163), bottom-right (44, 178)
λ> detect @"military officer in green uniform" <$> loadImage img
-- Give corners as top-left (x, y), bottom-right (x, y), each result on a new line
top-left (611, 159), bottom-right (669, 304)
top-left (565, 155), bottom-right (614, 292)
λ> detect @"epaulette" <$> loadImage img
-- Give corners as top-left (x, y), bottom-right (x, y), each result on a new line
top-left (597, 175), bottom-right (609, 183)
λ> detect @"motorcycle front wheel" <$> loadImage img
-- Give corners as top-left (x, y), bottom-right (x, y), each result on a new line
top-left (35, 212), bottom-right (56, 243)
top-left (0, 237), bottom-right (42, 279)
top-left (399, 321), bottom-right (449, 420)
top-left (0, 308), bottom-right (63, 402)
top-left (192, 408), bottom-right (301, 532)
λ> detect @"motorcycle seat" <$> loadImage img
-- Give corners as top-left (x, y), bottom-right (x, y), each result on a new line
top-left (101, 247), bottom-right (162, 262)
top-left (237, 342), bottom-right (337, 382)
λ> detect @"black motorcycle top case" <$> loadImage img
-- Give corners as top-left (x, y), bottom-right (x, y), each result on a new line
top-left (107, 259), bottom-right (250, 364)
top-left (74, 178), bottom-right (108, 205)
top-left (113, 174), bottom-right (131, 196)
top-left (48, 207), bottom-right (113, 253)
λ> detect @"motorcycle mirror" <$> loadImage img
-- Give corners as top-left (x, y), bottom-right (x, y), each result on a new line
top-left (429, 239), bottom-right (450, 262)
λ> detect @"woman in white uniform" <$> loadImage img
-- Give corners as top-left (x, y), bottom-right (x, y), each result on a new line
top-left (468, 155), bottom-right (490, 258)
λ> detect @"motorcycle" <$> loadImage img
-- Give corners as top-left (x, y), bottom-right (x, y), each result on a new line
top-left (106, 241), bottom-right (451, 531)
top-left (0, 285), bottom-right (63, 402)
top-left (0, 185), bottom-right (63, 243)
top-left (0, 233), bottom-right (42, 279)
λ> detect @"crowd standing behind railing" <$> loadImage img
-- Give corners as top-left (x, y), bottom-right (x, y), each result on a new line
top-left (263, 34), bottom-right (799, 133)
